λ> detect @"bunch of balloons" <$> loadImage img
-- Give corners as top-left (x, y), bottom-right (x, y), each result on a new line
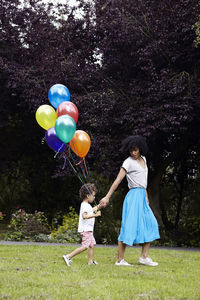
top-left (35, 84), bottom-right (91, 159)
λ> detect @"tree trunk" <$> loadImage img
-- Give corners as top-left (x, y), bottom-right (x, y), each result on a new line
top-left (148, 131), bottom-right (191, 227)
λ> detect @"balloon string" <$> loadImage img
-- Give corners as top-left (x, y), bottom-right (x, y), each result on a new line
top-left (70, 140), bottom-right (88, 180)
top-left (68, 143), bottom-right (96, 205)
top-left (57, 152), bottom-right (67, 170)
top-left (80, 159), bottom-right (87, 180)
top-left (59, 146), bottom-right (85, 185)
top-left (67, 145), bottom-right (86, 184)
top-left (54, 143), bottom-right (65, 159)
top-left (68, 143), bottom-right (71, 157)
top-left (66, 156), bottom-right (86, 185)
top-left (41, 137), bottom-right (45, 144)
top-left (83, 157), bottom-right (89, 177)
top-left (77, 159), bottom-right (97, 206)
top-left (61, 154), bottom-right (67, 170)
top-left (69, 147), bottom-right (86, 181)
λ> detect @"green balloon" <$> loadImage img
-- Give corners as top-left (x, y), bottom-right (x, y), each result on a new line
top-left (55, 115), bottom-right (76, 143)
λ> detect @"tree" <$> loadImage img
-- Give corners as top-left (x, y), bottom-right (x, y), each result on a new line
top-left (193, 18), bottom-right (200, 47)
top-left (1, 0), bottom-right (200, 238)
top-left (88, 0), bottom-right (200, 225)
top-left (0, 0), bottom-right (94, 214)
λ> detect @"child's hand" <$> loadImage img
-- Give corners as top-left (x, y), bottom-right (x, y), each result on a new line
top-left (93, 204), bottom-right (101, 213)
top-left (96, 211), bottom-right (101, 217)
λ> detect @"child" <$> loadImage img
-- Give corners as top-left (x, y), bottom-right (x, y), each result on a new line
top-left (63, 183), bottom-right (101, 266)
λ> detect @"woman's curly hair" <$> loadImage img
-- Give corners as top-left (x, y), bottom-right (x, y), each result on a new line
top-left (121, 135), bottom-right (148, 156)
top-left (79, 183), bottom-right (97, 201)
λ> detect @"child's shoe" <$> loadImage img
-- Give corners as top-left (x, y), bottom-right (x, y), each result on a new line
top-left (88, 260), bottom-right (98, 265)
top-left (63, 255), bottom-right (71, 266)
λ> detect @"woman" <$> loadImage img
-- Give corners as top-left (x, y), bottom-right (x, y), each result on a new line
top-left (100, 135), bottom-right (160, 266)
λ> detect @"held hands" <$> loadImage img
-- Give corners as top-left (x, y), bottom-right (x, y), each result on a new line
top-left (93, 204), bottom-right (101, 213)
top-left (99, 196), bottom-right (110, 208)
top-left (93, 205), bottom-right (101, 217)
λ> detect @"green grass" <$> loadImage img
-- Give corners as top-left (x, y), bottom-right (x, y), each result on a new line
top-left (0, 244), bottom-right (200, 299)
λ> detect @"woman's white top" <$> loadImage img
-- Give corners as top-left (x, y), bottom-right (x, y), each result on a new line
top-left (122, 155), bottom-right (148, 189)
top-left (78, 202), bottom-right (95, 232)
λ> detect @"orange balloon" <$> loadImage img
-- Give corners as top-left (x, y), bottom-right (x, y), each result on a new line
top-left (70, 130), bottom-right (91, 158)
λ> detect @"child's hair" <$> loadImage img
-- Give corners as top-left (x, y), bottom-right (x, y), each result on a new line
top-left (121, 135), bottom-right (148, 156)
top-left (79, 183), bottom-right (97, 201)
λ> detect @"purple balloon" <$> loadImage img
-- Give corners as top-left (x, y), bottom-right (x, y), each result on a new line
top-left (45, 127), bottom-right (66, 153)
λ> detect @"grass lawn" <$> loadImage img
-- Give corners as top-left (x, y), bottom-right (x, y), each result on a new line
top-left (0, 244), bottom-right (200, 299)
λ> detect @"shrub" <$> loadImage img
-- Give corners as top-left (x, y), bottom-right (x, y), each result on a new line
top-left (51, 207), bottom-right (81, 243)
top-left (0, 212), bottom-right (6, 222)
top-left (182, 217), bottom-right (200, 247)
top-left (94, 208), bottom-right (119, 245)
top-left (7, 209), bottom-right (50, 241)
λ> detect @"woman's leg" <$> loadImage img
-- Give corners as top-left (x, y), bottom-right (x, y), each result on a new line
top-left (117, 241), bottom-right (126, 262)
top-left (141, 242), bottom-right (150, 258)
top-left (139, 242), bottom-right (158, 266)
top-left (88, 246), bottom-right (94, 264)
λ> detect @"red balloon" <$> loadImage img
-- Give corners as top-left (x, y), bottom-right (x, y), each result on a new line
top-left (56, 101), bottom-right (79, 123)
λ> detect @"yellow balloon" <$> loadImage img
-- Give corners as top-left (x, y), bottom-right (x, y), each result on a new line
top-left (36, 105), bottom-right (57, 130)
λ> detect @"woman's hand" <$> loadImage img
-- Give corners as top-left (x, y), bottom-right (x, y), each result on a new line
top-left (145, 189), bottom-right (149, 205)
top-left (99, 168), bottom-right (126, 208)
top-left (99, 197), bottom-right (110, 208)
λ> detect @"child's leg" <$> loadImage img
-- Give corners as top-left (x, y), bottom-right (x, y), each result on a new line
top-left (68, 246), bottom-right (87, 259)
top-left (117, 241), bottom-right (126, 262)
top-left (88, 246), bottom-right (94, 264)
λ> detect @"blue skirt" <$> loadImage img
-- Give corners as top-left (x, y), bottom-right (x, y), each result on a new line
top-left (118, 188), bottom-right (160, 246)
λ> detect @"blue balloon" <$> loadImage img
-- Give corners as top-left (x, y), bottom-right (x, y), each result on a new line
top-left (48, 84), bottom-right (70, 109)
top-left (45, 127), bottom-right (66, 153)
top-left (55, 115), bottom-right (76, 143)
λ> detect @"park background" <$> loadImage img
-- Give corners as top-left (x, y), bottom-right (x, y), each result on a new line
top-left (0, 0), bottom-right (200, 247)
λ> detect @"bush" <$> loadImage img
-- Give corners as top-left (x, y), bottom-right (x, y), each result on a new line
top-left (182, 217), bottom-right (200, 247)
top-left (0, 212), bottom-right (6, 222)
top-left (153, 218), bottom-right (200, 248)
top-left (94, 207), bottom-right (119, 245)
top-left (7, 209), bottom-right (50, 241)
top-left (51, 207), bottom-right (81, 243)
top-left (152, 226), bottom-right (177, 247)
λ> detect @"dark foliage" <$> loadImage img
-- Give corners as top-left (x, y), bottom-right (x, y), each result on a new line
top-left (0, 0), bottom-right (200, 243)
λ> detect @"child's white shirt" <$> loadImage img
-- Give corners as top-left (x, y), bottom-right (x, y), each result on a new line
top-left (78, 202), bottom-right (95, 232)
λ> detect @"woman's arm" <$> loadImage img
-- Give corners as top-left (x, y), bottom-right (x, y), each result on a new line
top-left (99, 167), bottom-right (126, 207)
